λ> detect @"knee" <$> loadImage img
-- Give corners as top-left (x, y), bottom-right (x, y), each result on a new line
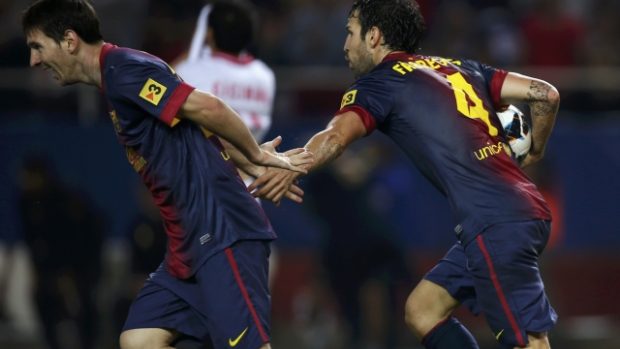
top-left (404, 280), bottom-right (458, 338)
top-left (526, 332), bottom-right (551, 349)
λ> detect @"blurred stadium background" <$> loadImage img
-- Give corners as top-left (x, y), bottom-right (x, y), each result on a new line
top-left (0, 0), bottom-right (619, 348)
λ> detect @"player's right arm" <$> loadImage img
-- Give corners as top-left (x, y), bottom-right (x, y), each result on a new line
top-left (179, 89), bottom-right (312, 173)
top-left (499, 72), bottom-right (560, 167)
top-left (249, 111), bottom-right (367, 203)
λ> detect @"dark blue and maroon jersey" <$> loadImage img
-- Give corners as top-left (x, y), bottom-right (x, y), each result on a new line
top-left (99, 43), bottom-right (275, 279)
top-left (337, 52), bottom-right (550, 243)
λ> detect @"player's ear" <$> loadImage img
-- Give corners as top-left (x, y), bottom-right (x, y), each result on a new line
top-left (63, 29), bottom-right (79, 53)
top-left (367, 26), bottom-right (382, 48)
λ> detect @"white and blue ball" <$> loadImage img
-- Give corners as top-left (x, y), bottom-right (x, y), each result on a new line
top-left (496, 105), bottom-right (531, 159)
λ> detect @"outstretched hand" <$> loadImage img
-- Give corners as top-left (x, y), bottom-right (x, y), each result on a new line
top-left (254, 136), bottom-right (313, 174)
top-left (249, 166), bottom-right (303, 204)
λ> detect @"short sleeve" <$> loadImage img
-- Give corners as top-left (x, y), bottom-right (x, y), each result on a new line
top-left (476, 61), bottom-right (508, 110)
top-left (335, 76), bottom-right (393, 135)
top-left (108, 60), bottom-right (195, 126)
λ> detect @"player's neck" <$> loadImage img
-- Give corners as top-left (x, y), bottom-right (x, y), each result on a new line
top-left (373, 47), bottom-right (398, 66)
top-left (79, 41), bottom-right (104, 87)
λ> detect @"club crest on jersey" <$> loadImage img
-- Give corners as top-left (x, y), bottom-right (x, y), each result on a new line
top-left (340, 90), bottom-right (357, 109)
top-left (139, 78), bottom-right (167, 106)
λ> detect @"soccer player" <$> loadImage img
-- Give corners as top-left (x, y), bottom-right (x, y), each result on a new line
top-left (22, 1), bottom-right (312, 349)
top-left (250, 0), bottom-right (560, 348)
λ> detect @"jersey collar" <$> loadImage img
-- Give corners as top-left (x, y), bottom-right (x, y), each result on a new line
top-left (99, 42), bottom-right (117, 90)
top-left (99, 43), bottom-right (117, 70)
top-left (381, 51), bottom-right (416, 63)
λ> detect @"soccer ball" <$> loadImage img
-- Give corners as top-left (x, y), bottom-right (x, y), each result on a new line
top-left (496, 105), bottom-right (531, 159)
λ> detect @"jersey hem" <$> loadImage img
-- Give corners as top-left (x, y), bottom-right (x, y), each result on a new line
top-left (459, 215), bottom-right (552, 246)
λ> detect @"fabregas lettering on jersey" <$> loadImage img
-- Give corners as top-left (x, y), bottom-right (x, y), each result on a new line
top-left (391, 57), bottom-right (461, 75)
top-left (139, 78), bottom-right (167, 106)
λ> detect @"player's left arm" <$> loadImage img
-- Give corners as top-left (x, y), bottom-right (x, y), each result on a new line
top-left (249, 110), bottom-right (367, 203)
top-left (499, 72), bottom-right (560, 166)
top-left (179, 89), bottom-right (312, 173)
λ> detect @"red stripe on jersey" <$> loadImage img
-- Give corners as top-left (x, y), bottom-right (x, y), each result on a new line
top-left (149, 186), bottom-right (190, 279)
top-left (99, 43), bottom-right (117, 92)
top-left (337, 105), bottom-right (377, 134)
top-left (225, 248), bottom-right (270, 343)
top-left (490, 70), bottom-right (508, 110)
top-left (476, 235), bottom-right (526, 347)
top-left (161, 82), bottom-right (195, 126)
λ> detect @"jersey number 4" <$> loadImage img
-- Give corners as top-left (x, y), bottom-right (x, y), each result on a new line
top-left (446, 72), bottom-right (498, 136)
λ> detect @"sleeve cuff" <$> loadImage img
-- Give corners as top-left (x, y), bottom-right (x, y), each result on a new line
top-left (161, 82), bottom-right (195, 126)
top-left (336, 105), bottom-right (376, 135)
top-left (490, 70), bottom-right (508, 110)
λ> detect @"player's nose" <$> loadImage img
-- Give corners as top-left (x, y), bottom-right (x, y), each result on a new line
top-left (30, 51), bottom-right (41, 67)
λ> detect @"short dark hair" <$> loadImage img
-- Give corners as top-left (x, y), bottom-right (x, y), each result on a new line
top-left (350, 0), bottom-right (425, 53)
top-left (22, 0), bottom-right (103, 44)
top-left (208, 0), bottom-right (256, 54)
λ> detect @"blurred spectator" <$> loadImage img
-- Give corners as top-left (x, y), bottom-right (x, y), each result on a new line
top-left (142, 0), bottom-right (203, 62)
top-left (475, 6), bottom-right (523, 68)
top-left (422, 0), bottom-right (477, 59)
top-left (0, 0), bottom-right (31, 111)
top-left (519, 0), bottom-right (586, 66)
top-left (582, 0), bottom-right (620, 67)
top-left (306, 143), bottom-right (412, 349)
top-left (93, 0), bottom-right (149, 48)
top-left (0, 0), bottom-right (28, 66)
top-left (280, 0), bottom-right (349, 65)
top-left (17, 155), bottom-right (104, 349)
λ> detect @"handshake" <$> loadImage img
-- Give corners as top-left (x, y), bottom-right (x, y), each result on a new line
top-left (240, 136), bottom-right (313, 205)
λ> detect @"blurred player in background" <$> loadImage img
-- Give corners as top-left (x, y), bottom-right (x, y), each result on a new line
top-left (251, 0), bottom-right (560, 348)
top-left (175, 0), bottom-right (275, 166)
top-left (22, 1), bottom-right (312, 349)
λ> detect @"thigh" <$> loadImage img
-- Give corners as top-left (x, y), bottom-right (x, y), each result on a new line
top-left (123, 273), bottom-right (209, 341)
top-left (465, 220), bottom-right (557, 348)
top-left (194, 240), bottom-right (272, 349)
top-left (424, 243), bottom-right (479, 314)
top-left (120, 328), bottom-right (177, 349)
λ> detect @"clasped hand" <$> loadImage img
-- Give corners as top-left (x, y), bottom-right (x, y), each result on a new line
top-left (250, 136), bottom-right (308, 205)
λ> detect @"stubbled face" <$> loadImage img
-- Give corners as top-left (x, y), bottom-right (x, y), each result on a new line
top-left (26, 29), bottom-right (77, 86)
top-left (344, 12), bottom-right (374, 78)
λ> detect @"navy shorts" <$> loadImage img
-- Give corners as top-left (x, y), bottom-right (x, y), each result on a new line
top-left (123, 240), bottom-right (272, 349)
top-left (425, 220), bottom-right (557, 348)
